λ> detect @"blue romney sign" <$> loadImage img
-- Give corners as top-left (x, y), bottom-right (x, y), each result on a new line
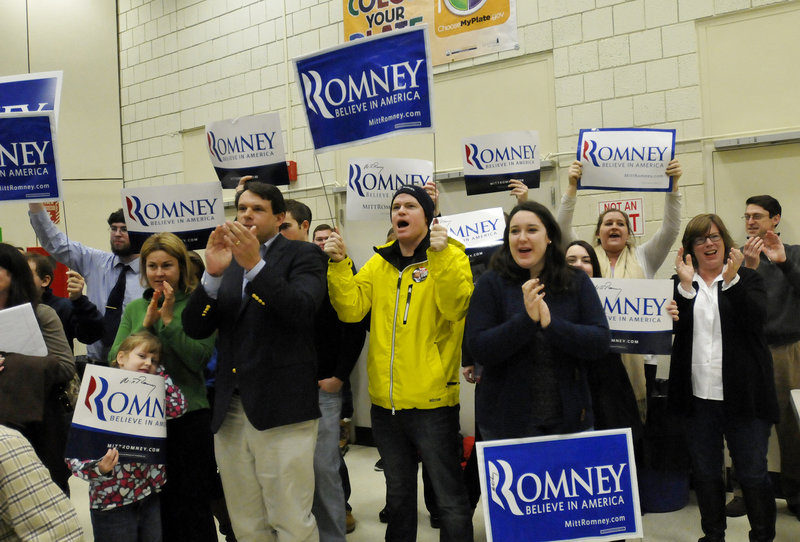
top-left (0, 113), bottom-right (61, 203)
top-left (0, 71), bottom-right (62, 115)
top-left (295, 26), bottom-right (433, 152)
top-left (477, 429), bottom-right (642, 542)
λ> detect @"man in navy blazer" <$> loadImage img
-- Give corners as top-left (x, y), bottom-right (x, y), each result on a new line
top-left (183, 181), bottom-right (326, 542)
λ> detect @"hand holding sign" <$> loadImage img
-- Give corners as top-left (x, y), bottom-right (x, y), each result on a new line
top-left (65, 270), bottom-right (86, 302)
top-left (324, 229), bottom-right (347, 263)
top-left (665, 159), bottom-right (682, 190)
top-left (97, 448), bottom-right (119, 475)
top-left (508, 179), bottom-right (528, 203)
top-left (423, 180), bottom-right (440, 216)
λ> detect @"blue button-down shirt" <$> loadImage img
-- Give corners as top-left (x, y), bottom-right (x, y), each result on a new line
top-left (29, 209), bottom-right (143, 360)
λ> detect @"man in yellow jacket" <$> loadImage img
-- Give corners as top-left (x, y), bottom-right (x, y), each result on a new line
top-left (325, 185), bottom-right (474, 541)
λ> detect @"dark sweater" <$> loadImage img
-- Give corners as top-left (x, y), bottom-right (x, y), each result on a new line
top-left (465, 268), bottom-right (610, 438)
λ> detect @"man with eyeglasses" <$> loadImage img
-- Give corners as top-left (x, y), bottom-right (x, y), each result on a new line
top-left (727, 195), bottom-right (800, 521)
top-left (28, 203), bottom-right (143, 365)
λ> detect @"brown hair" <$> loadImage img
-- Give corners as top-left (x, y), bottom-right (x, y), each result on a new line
top-left (681, 213), bottom-right (735, 269)
top-left (113, 331), bottom-right (162, 367)
top-left (139, 232), bottom-right (197, 293)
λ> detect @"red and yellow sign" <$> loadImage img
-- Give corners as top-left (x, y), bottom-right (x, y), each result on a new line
top-left (343, 0), bottom-right (517, 66)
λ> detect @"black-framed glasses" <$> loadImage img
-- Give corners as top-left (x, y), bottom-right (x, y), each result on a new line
top-left (742, 213), bottom-right (767, 221)
top-left (692, 233), bottom-right (722, 246)
top-left (109, 226), bottom-right (128, 233)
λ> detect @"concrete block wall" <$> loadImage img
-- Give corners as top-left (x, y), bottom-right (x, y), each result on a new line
top-left (116, 0), bottom-right (790, 255)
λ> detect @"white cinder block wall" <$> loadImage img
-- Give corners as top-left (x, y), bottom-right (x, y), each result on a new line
top-left (115, 0), bottom-right (793, 435)
top-left (116, 0), bottom-right (790, 273)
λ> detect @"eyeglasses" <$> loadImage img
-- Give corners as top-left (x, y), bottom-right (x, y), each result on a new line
top-left (692, 233), bottom-right (722, 246)
top-left (742, 213), bottom-right (767, 221)
top-left (109, 226), bottom-right (128, 233)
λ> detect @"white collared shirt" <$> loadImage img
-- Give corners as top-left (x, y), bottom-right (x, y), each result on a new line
top-left (677, 270), bottom-right (740, 401)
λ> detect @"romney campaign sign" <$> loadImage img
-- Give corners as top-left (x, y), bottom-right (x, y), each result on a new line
top-left (0, 112), bottom-right (62, 203)
top-left (66, 364), bottom-right (168, 464)
top-left (295, 26), bottom-right (433, 152)
top-left (121, 182), bottom-right (224, 251)
top-left (206, 113), bottom-right (290, 188)
top-left (346, 157), bottom-right (432, 221)
top-left (462, 130), bottom-right (540, 196)
top-left (591, 278), bottom-right (673, 355)
top-left (577, 128), bottom-right (675, 192)
top-left (478, 429), bottom-right (642, 542)
top-left (0, 71), bottom-right (62, 117)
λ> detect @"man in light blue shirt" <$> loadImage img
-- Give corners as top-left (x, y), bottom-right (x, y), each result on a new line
top-left (28, 203), bottom-right (143, 364)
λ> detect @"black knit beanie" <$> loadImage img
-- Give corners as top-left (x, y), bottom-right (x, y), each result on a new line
top-left (390, 185), bottom-right (435, 224)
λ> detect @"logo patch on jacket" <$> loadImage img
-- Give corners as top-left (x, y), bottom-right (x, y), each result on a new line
top-left (412, 267), bottom-right (429, 283)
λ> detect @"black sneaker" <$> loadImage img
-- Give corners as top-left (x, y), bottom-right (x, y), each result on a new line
top-left (374, 458), bottom-right (384, 471)
top-left (725, 495), bottom-right (747, 517)
top-left (379, 507), bottom-right (388, 523)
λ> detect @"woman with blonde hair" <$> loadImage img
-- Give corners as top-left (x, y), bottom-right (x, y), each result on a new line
top-left (110, 232), bottom-right (217, 542)
top-left (558, 159), bottom-right (683, 420)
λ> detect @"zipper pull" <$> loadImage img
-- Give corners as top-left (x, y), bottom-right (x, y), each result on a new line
top-left (403, 284), bottom-right (413, 324)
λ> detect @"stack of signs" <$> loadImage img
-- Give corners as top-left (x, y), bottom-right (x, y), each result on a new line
top-left (206, 113), bottom-right (290, 188)
top-left (438, 207), bottom-right (504, 273)
top-left (121, 182), bottom-right (224, 251)
top-left (346, 157), bottom-right (432, 221)
top-left (0, 71), bottom-right (63, 203)
top-left (577, 128), bottom-right (675, 192)
top-left (477, 429), bottom-right (642, 542)
top-left (591, 278), bottom-right (673, 355)
top-left (462, 131), bottom-right (540, 196)
top-left (295, 26), bottom-right (433, 153)
top-left (66, 364), bottom-right (168, 464)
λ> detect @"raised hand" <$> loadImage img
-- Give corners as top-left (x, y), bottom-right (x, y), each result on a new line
top-left (722, 247), bottom-right (744, 285)
top-left (324, 228), bottom-right (347, 263)
top-left (65, 270), bottom-right (86, 301)
top-left (205, 226), bottom-right (233, 277)
top-left (743, 235), bottom-right (763, 269)
top-left (429, 218), bottom-right (448, 252)
top-left (762, 231), bottom-right (786, 264)
top-left (666, 159), bottom-right (682, 190)
top-left (508, 179), bottom-right (528, 203)
top-left (675, 247), bottom-right (695, 291)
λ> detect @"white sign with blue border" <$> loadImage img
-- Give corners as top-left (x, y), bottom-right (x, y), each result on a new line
top-left (294, 26), bottom-right (433, 153)
top-left (591, 278), bottom-right (673, 355)
top-left (438, 207), bottom-right (504, 251)
top-left (205, 113), bottom-right (290, 188)
top-left (462, 130), bottom-right (540, 195)
top-left (0, 111), bottom-right (62, 204)
top-left (577, 128), bottom-right (675, 192)
top-left (66, 364), bottom-right (167, 464)
top-left (477, 429), bottom-right (642, 542)
top-left (121, 182), bottom-right (224, 251)
top-left (346, 157), bottom-right (432, 221)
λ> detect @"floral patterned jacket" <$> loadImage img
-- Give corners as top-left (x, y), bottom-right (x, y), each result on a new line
top-left (66, 368), bottom-right (186, 510)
